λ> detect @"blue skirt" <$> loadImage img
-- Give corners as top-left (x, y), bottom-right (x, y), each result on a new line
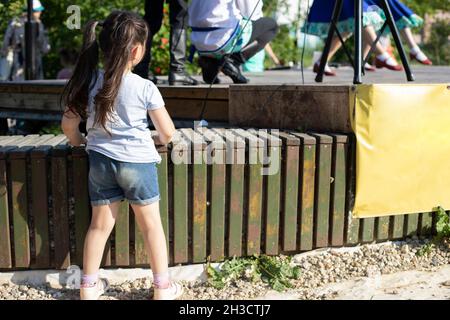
top-left (304, 0), bottom-right (385, 38)
top-left (366, 0), bottom-right (423, 30)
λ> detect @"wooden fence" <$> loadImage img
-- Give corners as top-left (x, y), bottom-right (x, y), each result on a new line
top-left (0, 129), bottom-right (435, 270)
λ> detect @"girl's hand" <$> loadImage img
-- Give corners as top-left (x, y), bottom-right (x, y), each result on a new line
top-left (61, 107), bottom-right (85, 146)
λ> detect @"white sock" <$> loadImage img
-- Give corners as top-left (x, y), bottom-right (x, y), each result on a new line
top-left (377, 53), bottom-right (398, 66)
top-left (410, 46), bottom-right (428, 62)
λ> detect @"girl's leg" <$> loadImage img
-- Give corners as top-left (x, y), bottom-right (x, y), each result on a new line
top-left (83, 202), bottom-right (120, 276)
top-left (400, 27), bottom-right (416, 49)
top-left (132, 201), bottom-right (169, 280)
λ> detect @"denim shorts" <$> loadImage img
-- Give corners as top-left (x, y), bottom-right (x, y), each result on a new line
top-left (88, 150), bottom-right (160, 206)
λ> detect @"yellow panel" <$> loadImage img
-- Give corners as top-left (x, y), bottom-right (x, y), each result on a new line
top-left (350, 84), bottom-right (450, 218)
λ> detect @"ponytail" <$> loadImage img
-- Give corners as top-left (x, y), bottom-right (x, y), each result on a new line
top-left (62, 20), bottom-right (100, 120)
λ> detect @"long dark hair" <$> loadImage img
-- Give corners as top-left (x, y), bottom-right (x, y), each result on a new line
top-left (62, 11), bottom-right (148, 133)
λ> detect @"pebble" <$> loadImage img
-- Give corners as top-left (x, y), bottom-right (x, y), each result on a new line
top-left (0, 238), bottom-right (448, 300)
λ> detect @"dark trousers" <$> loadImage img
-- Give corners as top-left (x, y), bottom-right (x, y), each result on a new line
top-left (134, 0), bottom-right (188, 77)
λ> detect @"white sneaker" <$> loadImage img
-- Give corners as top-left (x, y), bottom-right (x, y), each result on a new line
top-left (153, 281), bottom-right (184, 300)
top-left (80, 278), bottom-right (109, 300)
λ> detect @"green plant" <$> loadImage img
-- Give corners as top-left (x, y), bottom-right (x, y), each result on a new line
top-left (416, 243), bottom-right (435, 256)
top-left (434, 206), bottom-right (450, 241)
top-left (206, 255), bottom-right (301, 292)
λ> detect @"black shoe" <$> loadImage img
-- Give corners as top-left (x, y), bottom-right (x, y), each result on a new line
top-left (198, 56), bottom-right (221, 84)
top-left (221, 56), bottom-right (249, 84)
top-left (169, 70), bottom-right (199, 86)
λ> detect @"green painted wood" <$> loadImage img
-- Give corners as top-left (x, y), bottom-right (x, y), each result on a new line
top-left (345, 136), bottom-right (359, 245)
top-left (420, 212), bottom-right (433, 236)
top-left (72, 148), bottom-right (90, 267)
top-left (51, 146), bottom-right (71, 269)
top-left (10, 157), bottom-right (30, 268)
top-left (300, 143), bottom-right (316, 251)
top-left (405, 213), bottom-right (420, 237)
top-left (312, 134), bottom-right (332, 248)
top-left (210, 149), bottom-right (226, 261)
top-left (115, 201), bottom-right (130, 266)
top-left (0, 156), bottom-right (11, 268)
top-left (30, 156), bottom-right (50, 268)
top-left (391, 215), bottom-right (405, 239)
top-left (282, 144), bottom-right (299, 251)
top-left (228, 147), bottom-right (245, 257)
top-left (361, 218), bottom-right (375, 242)
top-left (265, 145), bottom-right (281, 255)
top-left (246, 144), bottom-right (263, 256)
top-left (192, 149), bottom-right (207, 263)
top-left (330, 135), bottom-right (347, 246)
top-left (173, 145), bottom-right (188, 264)
top-left (376, 216), bottom-right (390, 241)
top-left (101, 237), bottom-right (112, 267)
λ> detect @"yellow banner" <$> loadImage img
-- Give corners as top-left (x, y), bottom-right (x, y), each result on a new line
top-left (351, 84), bottom-right (450, 218)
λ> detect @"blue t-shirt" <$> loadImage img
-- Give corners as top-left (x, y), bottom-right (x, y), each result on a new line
top-left (86, 71), bottom-right (164, 163)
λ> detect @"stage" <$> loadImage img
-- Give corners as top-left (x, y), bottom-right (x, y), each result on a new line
top-left (0, 66), bottom-right (448, 132)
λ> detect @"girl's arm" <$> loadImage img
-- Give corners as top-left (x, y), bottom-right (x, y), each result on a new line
top-left (148, 107), bottom-right (176, 145)
top-left (61, 107), bottom-right (86, 147)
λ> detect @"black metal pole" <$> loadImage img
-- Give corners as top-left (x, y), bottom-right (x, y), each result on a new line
top-left (315, 0), bottom-right (344, 83)
top-left (25, 0), bottom-right (37, 80)
top-left (380, 0), bottom-right (415, 81)
top-left (353, 0), bottom-right (362, 84)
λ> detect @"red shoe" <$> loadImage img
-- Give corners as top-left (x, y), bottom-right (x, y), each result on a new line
top-left (313, 62), bottom-right (336, 76)
top-left (409, 52), bottom-right (432, 65)
top-left (375, 58), bottom-right (403, 71)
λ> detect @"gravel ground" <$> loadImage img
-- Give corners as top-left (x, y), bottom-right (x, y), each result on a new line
top-left (0, 238), bottom-right (448, 300)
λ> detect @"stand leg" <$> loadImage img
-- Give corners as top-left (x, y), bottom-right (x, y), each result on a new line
top-left (315, 0), bottom-right (344, 83)
top-left (353, 0), bottom-right (363, 84)
top-left (380, 0), bottom-right (415, 81)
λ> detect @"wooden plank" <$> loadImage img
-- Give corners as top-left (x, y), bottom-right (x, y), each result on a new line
top-left (224, 129), bottom-right (245, 258)
top-left (294, 133), bottom-right (316, 251)
top-left (420, 212), bottom-right (433, 236)
top-left (115, 201), bottom-right (130, 266)
top-left (276, 132), bottom-right (300, 251)
top-left (192, 147), bottom-right (207, 263)
top-left (165, 100), bottom-right (228, 122)
top-left (10, 156), bottom-right (30, 268)
top-left (263, 130), bottom-right (281, 255)
top-left (361, 218), bottom-right (375, 243)
top-left (345, 136), bottom-right (359, 245)
top-left (391, 214), bottom-right (405, 239)
top-left (405, 213), bottom-right (420, 237)
top-left (311, 134), bottom-right (333, 248)
top-left (0, 153), bottom-right (11, 268)
top-left (172, 135), bottom-right (189, 264)
top-left (156, 144), bottom-right (170, 261)
top-left (30, 154), bottom-right (50, 268)
top-left (210, 147), bottom-right (226, 261)
top-left (71, 147), bottom-right (90, 267)
top-left (51, 145), bottom-right (71, 269)
top-left (376, 216), bottom-right (390, 241)
top-left (234, 130), bottom-right (263, 256)
top-left (329, 135), bottom-right (347, 246)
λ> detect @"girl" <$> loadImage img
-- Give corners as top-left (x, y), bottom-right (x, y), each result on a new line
top-left (365, 0), bottom-right (432, 65)
top-left (304, 0), bottom-right (402, 76)
top-left (188, 0), bottom-right (278, 84)
top-left (61, 11), bottom-right (180, 300)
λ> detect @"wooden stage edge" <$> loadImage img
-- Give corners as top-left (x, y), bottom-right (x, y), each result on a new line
top-left (0, 78), bottom-right (449, 133)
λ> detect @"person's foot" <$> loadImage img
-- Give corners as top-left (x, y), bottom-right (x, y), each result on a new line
top-left (198, 56), bottom-right (221, 84)
top-left (364, 63), bottom-right (376, 72)
top-left (375, 54), bottom-right (403, 71)
top-left (169, 70), bottom-right (199, 86)
top-left (313, 61), bottom-right (336, 76)
top-left (221, 56), bottom-right (249, 84)
top-left (80, 278), bottom-right (109, 300)
top-left (153, 281), bottom-right (184, 300)
top-left (409, 47), bottom-right (432, 65)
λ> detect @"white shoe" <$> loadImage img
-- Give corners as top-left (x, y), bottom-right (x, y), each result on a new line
top-left (80, 278), bottom-right (109, 300)
top-left (153, 281), bottom-right (184, 300)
